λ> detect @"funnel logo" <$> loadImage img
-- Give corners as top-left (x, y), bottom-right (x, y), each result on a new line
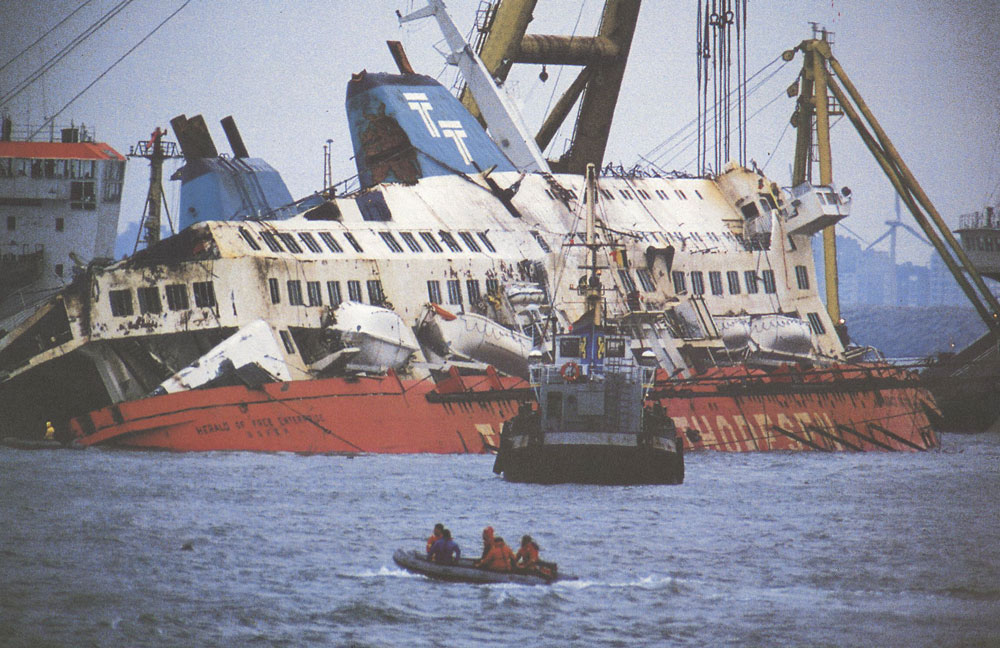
top-left (403, 92), bottom-right (439, 137)
top-left (404, 92), bottom-right (473, 167)
top-left (438, 120), bottom-right (472, 165)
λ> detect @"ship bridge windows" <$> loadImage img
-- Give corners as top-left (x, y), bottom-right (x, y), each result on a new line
top-left (690, 271), bottom-right (705, 295)
top-left (318, 231), bottom-right (343, 253)
top-left (400, 231), bottom-right (423, 252)
top-left (709, 271), bottom-right (724, 296)
top-left (477, 231), bottom-right (496, 253)
top-left (367, 280), bottom-right (386, 305)
top-left (530, 230), bottom-right (551, 253)
top-left (458, 231), bottom-right (481, 252)
top-left (137, 287), bottom-right (162, 314)
top-left (558, 336), bottom-right (582, 358)
top-left (347, 280), bottom-right (363, 302)
top-left (438, 231), bottom-right (463, 253)
top-left (427, 280), bottom-right (442, 303)
top-left (307, 281), bottom-right (322, 306)
top-left (165, 284), bottom-right (189, 310)
top-left (446, 279), bottom-right (462, 306)
top-left (761, 269), bottom-right (777, 294)
top-left (806, 312), bottom-right (826, 335)
top-left (193, 281), bottom-right (216, 308)
top-left (287, 280), bottom-right (304, 306)
top-left (109, 289), bottom-right (133, 317)
top-left (343, 232), bottom-right (364, 253)
top-left (672, 271), bottom-right (686, 294)
top-left (726, 270), bottom-right (741, 294)
top-left (238, 227), bottom-right (261, 250)
top-left (103, 160), bottom-right (124, 202)
top-left (379, 231), bottom-right (404, 253)
top-left (744, 270), bottom-right (759, 294)
top-left (259, 231), bottom-right (284, 253)
top-left (420, 231), bottom-right (443, 252)
top-left (298, 232), bottom-right (323, 253)
top-left (70, 181), bottom-right (95, 210)
top-left (795, 265), bottom-right (810, 290)
top-left (277, 233), bottom-right (303, 253)
top-left (68, 159), bottom-right (95, 179)
top-left (327, 281), bottom-right (342, 306)
top-left (636, 268), bottom-right (656, 292)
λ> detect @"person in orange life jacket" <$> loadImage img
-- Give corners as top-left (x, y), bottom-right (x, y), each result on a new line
top-left (478, 526), bottom-right (494, 561)
top-left (426, 522), bottom-right (444, 553)
top-left (477, 536), bottom-right (516, 572)
top-left (515, 535), bottom-right (540, 571)
top-left (427, 528), bottom-right (460, 564)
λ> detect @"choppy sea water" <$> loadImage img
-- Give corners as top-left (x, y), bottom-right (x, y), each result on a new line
top-left (1, 433), bottom-right (998, 647)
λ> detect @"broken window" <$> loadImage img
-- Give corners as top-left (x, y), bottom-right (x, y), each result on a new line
top-left (137, 286), bottom-right (162, 314)
top-left (109, 289), bottom-right (133, 316)
top-left (193, 281), bottom-right (216, 308)
top-left (165, 284), bottom-right (189, 310)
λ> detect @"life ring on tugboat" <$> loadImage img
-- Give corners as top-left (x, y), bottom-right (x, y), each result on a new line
top-left (560, 361), bottom-right (581, 382)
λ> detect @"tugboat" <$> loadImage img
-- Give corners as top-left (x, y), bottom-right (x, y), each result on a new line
top-left (493, 165), bottom-right (684, 485)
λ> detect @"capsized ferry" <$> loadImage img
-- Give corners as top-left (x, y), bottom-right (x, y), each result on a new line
top-left (0, 1), bottom-right (939, 453)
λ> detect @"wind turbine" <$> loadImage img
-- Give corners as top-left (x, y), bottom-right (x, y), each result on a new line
top-left (865, 194), bottom-right (932, 303)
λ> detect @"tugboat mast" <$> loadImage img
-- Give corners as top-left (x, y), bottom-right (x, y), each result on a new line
top-left (583, 163), bottom-right (603, 328)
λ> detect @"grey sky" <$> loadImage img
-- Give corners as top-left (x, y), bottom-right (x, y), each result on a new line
top-left (2, 0), bottom-right (998, 264)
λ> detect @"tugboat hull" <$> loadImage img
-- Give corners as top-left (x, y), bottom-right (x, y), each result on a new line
top-left (495, 438), bottom-right (683, 485)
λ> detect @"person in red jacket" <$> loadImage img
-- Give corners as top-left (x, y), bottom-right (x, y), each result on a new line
top-left (426, 523), bottom-right (444, 553)
top-left (478, 526), bottom-right (494, 561)
top-left (515, 535), bottom-right (540, 571)
top-left (476, 536), bottom-right (516, 572)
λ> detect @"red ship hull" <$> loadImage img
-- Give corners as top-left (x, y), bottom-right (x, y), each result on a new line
top-left (69, 363), bottom-right (939, 453)
top-left (651, 363), bottom-right (940, 452)
top-left (69, 370), bottom-right (529, 453)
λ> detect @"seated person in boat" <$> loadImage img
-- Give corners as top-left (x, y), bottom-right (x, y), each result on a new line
top-left (426, 522), bottom-right (444, 553)
top-left (427, 528), bottom-right (461, 564)
top-left (515, 535), bottom-right (539, 571)
top-left (515, 535), bottom-right (555, 578)
top-left (476, 536), bottom-right (516, 572)
top-left (478, 526), bottom-right (494, 562)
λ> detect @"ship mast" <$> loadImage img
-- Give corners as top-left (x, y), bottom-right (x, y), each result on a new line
top-left (583, 163), bottom-right (603, 327)
top-left (128, 128), bottom-right (181, 252)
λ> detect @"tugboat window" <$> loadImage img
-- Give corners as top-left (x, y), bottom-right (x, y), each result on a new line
top-left (559, 337), bottom-right (581, 358)
top-left (606, 337), bottom-right (626, 358)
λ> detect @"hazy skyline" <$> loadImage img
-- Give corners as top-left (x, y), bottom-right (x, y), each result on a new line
top-left (2, 0), bottom-right (998, 265)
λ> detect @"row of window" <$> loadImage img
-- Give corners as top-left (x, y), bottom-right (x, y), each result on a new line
top-left (427, 277), bottom-right (501, 306)
top-left (109, 281), bottom-right (216, 317)
top-left (0, 158), bottom-right (98, 180)
top-left (963, 231), bottom-right (1000, 252)
top-left (238, 227), bottom-right (546, 257)
top-left (669, 264), bottom-right (810, 297)
top-left (268, 277), bottom-right (386, 308)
